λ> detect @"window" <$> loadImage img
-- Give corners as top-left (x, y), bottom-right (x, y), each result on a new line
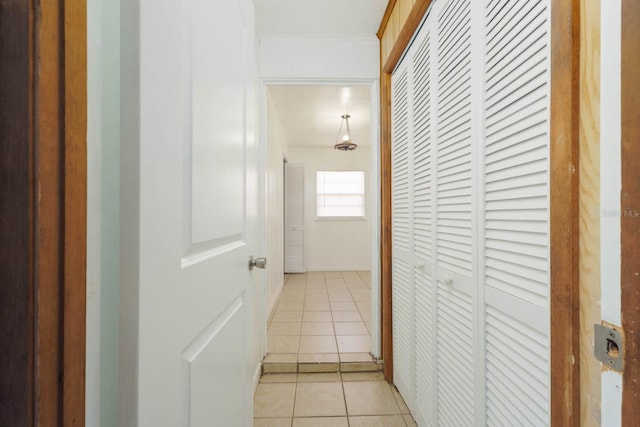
top-left (316, 171), bottom-right (365, 218)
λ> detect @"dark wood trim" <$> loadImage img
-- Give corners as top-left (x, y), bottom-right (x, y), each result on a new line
top-left (621, 0), bottom-right (640, 423)
top-left (35, 1), bottom-right (65, 425)
top-left (377, 0), bottom-right (398, 39)
top-left (0, 1), bottom-right (34, 425)
top-left (549, 0), bottom-right (581, 425)
top-left (380, 72), bottom-right (393, 381)
top-left (62, 0), bottom-right (87, 424)
top-left (382, 0), bottom-right (433, 74)
top-left (1, 1), bottom-right (86, 425)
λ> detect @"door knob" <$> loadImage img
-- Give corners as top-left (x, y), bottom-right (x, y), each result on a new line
top-left (249, 256), bottom-right (267, 271)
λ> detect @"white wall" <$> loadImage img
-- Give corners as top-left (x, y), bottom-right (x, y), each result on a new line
top-left (286, 147), bottom-right (373, 271)
top-left (119, 0), bottom-right (141, 424)
top-left (259, 36), bottom-right (379, 80)
top-left (86, 0), bottom-right (120, 425)
top-left (265, 93), bottom-right (287, 317)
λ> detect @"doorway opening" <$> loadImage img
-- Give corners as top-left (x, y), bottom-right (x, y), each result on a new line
top-left (261, 82), bottom-right (382, 374)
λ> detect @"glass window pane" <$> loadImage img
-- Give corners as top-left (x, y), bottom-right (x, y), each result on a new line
top-left (316, 171), bottom-right (365, 217)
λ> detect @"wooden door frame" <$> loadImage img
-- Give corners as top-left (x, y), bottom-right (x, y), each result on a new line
top-left (377, 0), bottom-right (581, 425)
top-left (621, 0), bottom-right (640, 422)
top-left (0, 1), bottom-right (87, 425)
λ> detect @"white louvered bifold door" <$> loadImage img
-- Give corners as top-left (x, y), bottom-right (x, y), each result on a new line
top-left (433, 0), bottom-right (478, 424)
top-left (389, 0), bottom-right (551, 425)
top-left (391, 63), bottom-right (415, 406)
top-left (410, 23), bottom-right (437, 427)
top-left (284, 163), bottom-right (304, 273)
top-left (482, 0), bottom-right (550, 424)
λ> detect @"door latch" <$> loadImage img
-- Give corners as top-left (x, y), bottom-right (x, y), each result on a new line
top-left (594, 323), bottom-right (624, 372)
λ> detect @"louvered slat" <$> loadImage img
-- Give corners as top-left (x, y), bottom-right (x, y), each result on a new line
top-left (486, 307), bottom-right (548, 427)
top-left (392, 69), bottom-right (411, 258)
top-left (484, 0), bottom-right (549, 306)
top-left (436, 0), bottom-right (473, 279)
top-left (415, 273), bottom-right (435, 424)
top-left (437, 283), bottom-right (474, 426)
top-left (393, 257), bottom-right (414, 400)
top-left (412, 32), bottom-right (433, 267)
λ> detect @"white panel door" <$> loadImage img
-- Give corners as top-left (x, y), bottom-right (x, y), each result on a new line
top-left (134, 0), bottom-right (259, 425)
top-left (284, 163), bottom-right (304, 273)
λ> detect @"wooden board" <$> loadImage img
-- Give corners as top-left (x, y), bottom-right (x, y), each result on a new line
top-left (380, 71), bottom-right (393, 381)
top-left (549, 0), bottom-right (581, 425)
top-left (578, 0), bottom-right (601, 424)
top-left (62, 1), bottom-right (88, 424)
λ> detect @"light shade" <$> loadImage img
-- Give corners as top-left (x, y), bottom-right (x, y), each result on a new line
top-left (334, 114), bottom-right (358, 151)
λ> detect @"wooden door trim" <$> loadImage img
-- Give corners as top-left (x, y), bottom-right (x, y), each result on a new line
top-left (0, 1), bottom-right (87, 425)
top-left (377, 0), bottom-right (582, 424)
top-left (549, 0), bottom-right (581, 425)
top-left (62, 0), bottom-right (88, 424)
top-left (379, 71), bottom-right (393, 381)
top-left (621, 0), bottom-right (640, 422)
top-left (36, 0), bottom-right (87, 424)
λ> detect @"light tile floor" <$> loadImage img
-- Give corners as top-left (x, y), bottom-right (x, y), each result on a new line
top-left (254, 372), bottom-right (417, 427)
top-left (266, 271), bottom-right (374, 366)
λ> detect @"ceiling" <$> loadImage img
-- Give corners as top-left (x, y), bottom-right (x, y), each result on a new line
top-left (268, 85), bottom-right (372, 148)
top-left (254, 0), bottom-right (388, 37)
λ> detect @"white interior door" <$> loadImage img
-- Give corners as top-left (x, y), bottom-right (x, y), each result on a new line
top-left (130, 0), bottom-right (260, 425)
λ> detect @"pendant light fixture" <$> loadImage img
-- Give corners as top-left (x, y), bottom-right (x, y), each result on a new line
top-left (333, 114), bottom-right (358, 151)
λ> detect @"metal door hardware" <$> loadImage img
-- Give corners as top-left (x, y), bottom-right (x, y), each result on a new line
top-left (249, 256), bottom-right (267, 271)
top-left (594, 323), bottom-right (624, 372)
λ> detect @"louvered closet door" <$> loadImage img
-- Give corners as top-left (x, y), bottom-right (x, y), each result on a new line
top-left (391, 63), bottom-right (415, 405)
top-left (482, 0), bottom-right (551, 424)
top-left (433, 0), bottom-right (477, 425)
top-left (410, 24), bottom-right (436, 427)
top-left (390, 0), bottom-right (551, 424)
top-left (284, 164), bottom-right (304, 273)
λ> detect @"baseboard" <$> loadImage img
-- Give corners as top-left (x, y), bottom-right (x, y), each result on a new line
top-left (266, 280), bottom-right (285, 323)
top-left (252, 361), bottom-right (262, 392)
